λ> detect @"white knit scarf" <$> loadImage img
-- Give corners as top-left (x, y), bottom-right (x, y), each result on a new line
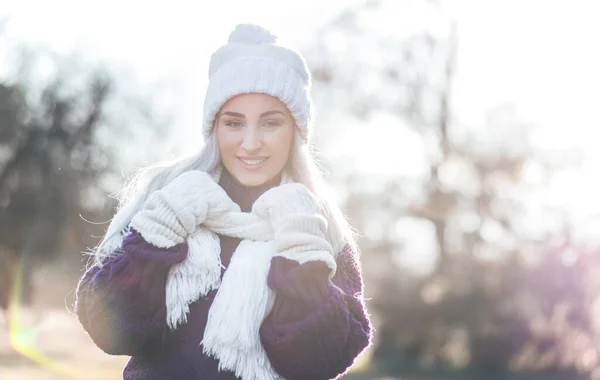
top-left (99, 169), bottom-right (338, 380)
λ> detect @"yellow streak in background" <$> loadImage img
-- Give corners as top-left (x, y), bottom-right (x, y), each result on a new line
top-left (8, 256), bottom-right (82, 380)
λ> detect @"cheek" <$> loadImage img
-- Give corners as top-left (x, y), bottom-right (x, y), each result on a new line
top-left (266, 129), bottom-right (294, 157)
top-left (216, 129), bottom-right (239, 153)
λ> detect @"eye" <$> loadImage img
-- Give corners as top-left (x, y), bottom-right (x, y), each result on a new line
top-left (262, 120), bottom-right (283, 128)
top-left (225, 120), bottom-right (244, 128)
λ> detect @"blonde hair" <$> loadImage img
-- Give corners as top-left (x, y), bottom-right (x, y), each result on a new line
top-left (92, 131), bottom-right (357, 265)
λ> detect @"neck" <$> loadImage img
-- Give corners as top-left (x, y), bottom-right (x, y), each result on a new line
top-left (218, 169), bottom-right (281, 212)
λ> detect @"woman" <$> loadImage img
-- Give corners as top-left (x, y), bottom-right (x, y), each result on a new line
top-left (75, 23), bottom-right (372, 380)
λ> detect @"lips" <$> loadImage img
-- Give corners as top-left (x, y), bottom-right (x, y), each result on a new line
top-left (240, 158), bottom-right (267, 165)
top-left (238, 157), bottom-right (268, 169)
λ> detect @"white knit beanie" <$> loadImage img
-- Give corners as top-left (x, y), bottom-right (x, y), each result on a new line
top-left (202, 23), bottom-right (313, 143)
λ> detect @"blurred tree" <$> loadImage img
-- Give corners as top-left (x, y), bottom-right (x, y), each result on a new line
top-left (0, 71), bottom-right (112, 315)
top-left (307, 0), bottom-right (595, 377)
top-left (0, 31), bottom-right (174, 320)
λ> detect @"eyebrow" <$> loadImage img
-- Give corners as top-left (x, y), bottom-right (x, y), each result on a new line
top-left (219, 110), bottom-right (286, 118)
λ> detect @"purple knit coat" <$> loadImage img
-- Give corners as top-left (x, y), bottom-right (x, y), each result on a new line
top-left (75, 170), bottom-right (372, 380)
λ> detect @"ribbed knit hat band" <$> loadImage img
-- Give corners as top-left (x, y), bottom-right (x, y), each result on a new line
top-left (202, 24), bottom-right (313, 143)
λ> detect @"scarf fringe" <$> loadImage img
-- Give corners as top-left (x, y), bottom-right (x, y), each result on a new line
top-left (202, 240), bottom-right (280, 380)
top-left (166, 229), bottom-right (222, 329)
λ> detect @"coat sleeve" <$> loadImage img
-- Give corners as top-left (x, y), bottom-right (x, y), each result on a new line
top-left (259, 246), bottom-right (372, 380)
top-left (75, 228), bottom-right (187, 356)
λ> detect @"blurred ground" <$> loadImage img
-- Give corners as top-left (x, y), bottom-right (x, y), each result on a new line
top-left (0, 264), bottom-right (593, 380)
top-left (0, 308), bottom-right (129, 380)
top-left (1, 308), bottom-right (590, 380)
top-left (0, 262), bottom-right (129, 380)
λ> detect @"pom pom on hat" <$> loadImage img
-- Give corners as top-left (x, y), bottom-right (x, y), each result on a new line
top-left (228, 23), bottom-right (277, 45)
top-left (202, 23), bottom-right (313, 144)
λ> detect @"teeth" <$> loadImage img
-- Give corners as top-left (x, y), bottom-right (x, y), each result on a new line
top-left (241, 158), bottom-right (266, 165)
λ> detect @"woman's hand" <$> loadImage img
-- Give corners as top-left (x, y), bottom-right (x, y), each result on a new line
top-left (253, 183), bottom-right (336, 275)
top-left (130, 170), bottom-right (229, 248)
top-left (253, 183), bottom-right (321, 225)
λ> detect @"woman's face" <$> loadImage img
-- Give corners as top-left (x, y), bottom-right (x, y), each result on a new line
top-left (216, 93), bottom-right (295, 187)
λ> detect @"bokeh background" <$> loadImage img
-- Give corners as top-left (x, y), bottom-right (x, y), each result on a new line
top-left (1, 0), bottom-right (599, 379)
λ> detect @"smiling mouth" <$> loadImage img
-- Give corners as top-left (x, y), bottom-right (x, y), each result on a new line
top-left (239, 157), bottom-right (268, 166)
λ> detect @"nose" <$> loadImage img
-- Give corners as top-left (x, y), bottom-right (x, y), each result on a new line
top-left (241, 126), bottom-right (261, 153)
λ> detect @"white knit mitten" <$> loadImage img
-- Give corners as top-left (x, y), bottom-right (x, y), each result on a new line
top-left (130, 170), bottom-right (230, 248)
top-left (253, 183), bottom-right (336, 276)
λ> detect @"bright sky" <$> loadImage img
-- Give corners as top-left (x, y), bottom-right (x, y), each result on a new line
top-left (2, 0), bottom-right (600, 268)
top-left (1, 0), bottom-right (365, 152)
top-left (452, 0), bottom-right (600, 229)
top-left (2, 0), bottom-right (597, 150)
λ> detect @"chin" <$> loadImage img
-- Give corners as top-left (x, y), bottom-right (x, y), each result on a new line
top-left (235, 172), bottom-right (272, 187)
